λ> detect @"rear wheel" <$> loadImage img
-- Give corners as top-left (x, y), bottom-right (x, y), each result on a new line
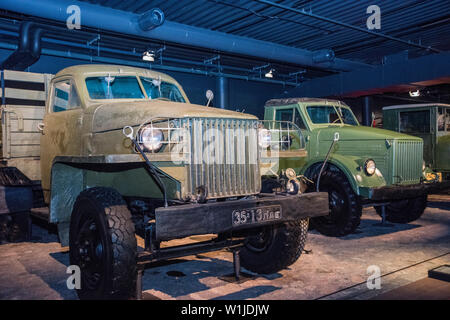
top-left (240, 218), bottom-right (309, 274)
top-left (309, 168), bottom-right (362, 237)
top-left (375, 195), bottom-right (427, 223)
top-left (69, 187), bottom-right (137, 300)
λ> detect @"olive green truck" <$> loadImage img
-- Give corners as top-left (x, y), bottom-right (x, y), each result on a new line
top-left (382, 103), bottom-right (450, 182)
top-left (0, 65), bottom-right (329, 299)
top-left (262, 98), bottom-right (445, 237)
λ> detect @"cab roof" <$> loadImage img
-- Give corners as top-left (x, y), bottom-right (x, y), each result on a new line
top-left (54, 64), bottom-right (179, 84)
top-left (265, 97), bottom-right (349, 107)
top-left (383, 103), bottom-right (450, 111)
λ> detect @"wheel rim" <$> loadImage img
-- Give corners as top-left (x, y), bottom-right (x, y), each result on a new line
top-left (245, 227), bottom-right (274, 252)
top-left (74, 215), bottom-right (106, 291)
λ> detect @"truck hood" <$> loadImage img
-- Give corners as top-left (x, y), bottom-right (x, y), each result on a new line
top-left (314, 125), bottom-right (422, 141)
top-left (89, 100), bottom-right (258, 133)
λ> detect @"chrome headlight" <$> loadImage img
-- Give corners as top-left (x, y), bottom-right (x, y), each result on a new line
top-left (139, 125), bottom-right (164, 152)
top-left (258, 128), bottom-right (272, 149)
top-left (364, 159), bottom-right (376, 176)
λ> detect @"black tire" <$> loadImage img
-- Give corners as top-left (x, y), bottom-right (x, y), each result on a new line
top-left (309, 168), bottom-right (362, 237)
top-left (240, 218), bottom-right (309, 274)
top-left (69, 187), bottom-right (137, 300)
top-left (375, 195), bottom-right (427, 223)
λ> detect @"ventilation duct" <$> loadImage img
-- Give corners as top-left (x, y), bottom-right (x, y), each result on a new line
top-left (0, 22), bottom-right (44, 71)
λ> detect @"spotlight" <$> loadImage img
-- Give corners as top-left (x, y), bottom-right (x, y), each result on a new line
top-left (142, 51), bottom-right (155, 62)
top-left (265, 69), bottom-right (274, 78)
top-left (409, 89), bottom-right (420, 97)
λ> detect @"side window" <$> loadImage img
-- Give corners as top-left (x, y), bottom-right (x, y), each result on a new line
top-left (275, 108), bottom-right (306, 130)
top-left (275, 109), bottom-right (294, 122)
top-left (438, 108), bottom-right (445, 131)
top-left (446, 108), bottom-right (450, 132)
top-left (439, 107), bottom-right (450, 132)
top-left (294, 109), bottom-right (306, 129)
top-left (399, 110), bottom-right (430, 134)
top-left (52, 80), bottom-right (80, 112)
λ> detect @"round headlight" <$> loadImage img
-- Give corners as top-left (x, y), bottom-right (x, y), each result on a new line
top-left (364, 159), bottom-right (376, 176)
top-left (258, 128), bottom-right (272, 149)
top-left (140, 125), bottom-right (164, 152)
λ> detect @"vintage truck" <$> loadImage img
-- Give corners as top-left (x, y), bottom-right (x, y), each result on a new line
top-left (262, 98), bottom-right (442, 237)
top-left (0, 65), bottom-right (328, 299)
top-left (382, 103), bottom-right (450, 182)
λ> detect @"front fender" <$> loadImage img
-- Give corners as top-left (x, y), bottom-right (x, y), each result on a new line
top-left (302, 154), bottom-right (387, 195)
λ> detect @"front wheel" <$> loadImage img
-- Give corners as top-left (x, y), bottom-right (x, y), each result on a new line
top-left (240, 218), bottom-right (309, 274)
top-left (310, 169), bottom-right (362, 237)
top-left (375, 195), bottom-right (427, 223)
top-left (69, 187), bottom-right (137, 300)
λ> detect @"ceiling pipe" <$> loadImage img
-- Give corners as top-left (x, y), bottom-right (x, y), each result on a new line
top-left (29, 28), bottom-right (44, 66)
top-left (138, 8), bottom-right (165, 31)
top-left (0, 21), bottom-right (44, 71)
top-left (0, 0), bottom-right (371, 72)
top-left (0, 21), bottom-right (32, 70)
top-left (0, 27), bottom-right (302, 83)
top-left (253, 0), bottom-right (442, 54)
top-left (0, 42), bottom-right (299, 87)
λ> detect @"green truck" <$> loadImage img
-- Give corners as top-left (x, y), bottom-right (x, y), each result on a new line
top-left (382, 103), bottom-right (450, 181)
top-left (262, 98), bottom-right (442, 237)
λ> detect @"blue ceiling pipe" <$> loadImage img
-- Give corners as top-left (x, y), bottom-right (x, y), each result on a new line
top-left (0, 42), bottom-right (299, 86)
top-left (216, 76), bottom-right (229, 109)
top-left (0, 0), bottom-right (371, 72)
top-left (138, 8), bottom-right (165, 31)
top-left (0, 21), bottom-right (44, 71)
top-left (0, 21), bottom-right (32, 70)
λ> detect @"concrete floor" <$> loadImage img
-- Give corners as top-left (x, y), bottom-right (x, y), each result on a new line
top-left (0, 194), bottom-right (449, 300)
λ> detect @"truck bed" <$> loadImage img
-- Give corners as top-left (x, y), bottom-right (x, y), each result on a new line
top-left (1, 69), bottom-right (54, 181)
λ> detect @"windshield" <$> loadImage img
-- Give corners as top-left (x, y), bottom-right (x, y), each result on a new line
top-left (85, 76), bottom-right (145, 99)
top-left (306, 105), bottom-right (358, 125)
top-left (140, 77), bottom-right (185, 103)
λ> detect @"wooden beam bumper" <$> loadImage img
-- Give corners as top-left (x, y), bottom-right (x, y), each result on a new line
top-left (155, 192), bottom-right (329, 241)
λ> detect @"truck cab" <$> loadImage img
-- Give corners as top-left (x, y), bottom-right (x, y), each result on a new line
top-left (263, 98), bottom-right (441, 237)
top-left (383, 103), bottom-right (450, 181)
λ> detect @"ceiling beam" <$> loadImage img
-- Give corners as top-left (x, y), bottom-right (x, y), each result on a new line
top-left (253, 0), bottom-right (442, 54)
top-left (282, 52), bottom-right (450, 98)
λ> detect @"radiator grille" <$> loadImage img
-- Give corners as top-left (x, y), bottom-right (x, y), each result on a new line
top-left (184, 118), bottom-right (260, 199)
top-left (392, 140), bottom-right (423, 185)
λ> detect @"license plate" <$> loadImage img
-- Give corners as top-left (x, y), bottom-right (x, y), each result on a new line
top-left (232, 205), bottom-right (282, 227)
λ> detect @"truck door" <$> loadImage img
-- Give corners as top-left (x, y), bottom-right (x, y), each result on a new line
top-left (398, 109), bottom-right (434, 167)
top-left (39, 78), bottom-right (83, 201)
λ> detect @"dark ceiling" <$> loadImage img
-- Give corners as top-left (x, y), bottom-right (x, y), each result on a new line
top-left (0, 0), bottom-right (449, 86)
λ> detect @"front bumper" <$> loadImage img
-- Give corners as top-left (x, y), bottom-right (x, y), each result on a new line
top-left (363, 180), bottom-right (450, 202)
top-left (155, 192), bottom-right (329, 241)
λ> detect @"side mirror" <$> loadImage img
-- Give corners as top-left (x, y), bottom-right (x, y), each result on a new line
top-left (206, 90), bottom-right (214, 107)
